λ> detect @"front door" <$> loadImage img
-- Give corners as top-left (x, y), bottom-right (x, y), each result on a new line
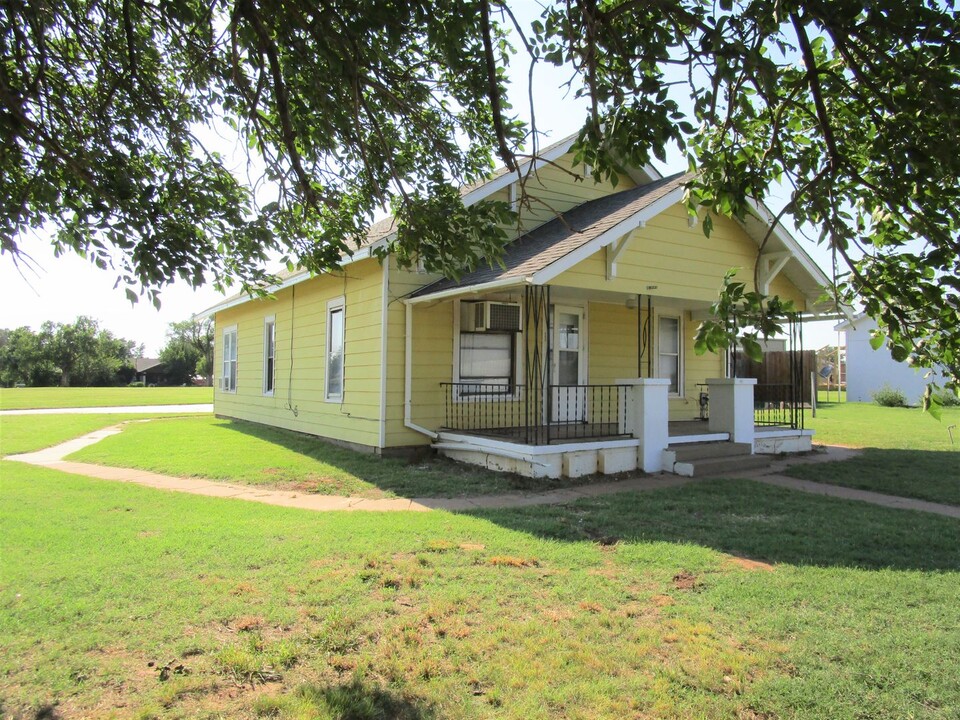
top-left (551, 306), bottom-right (586, 422)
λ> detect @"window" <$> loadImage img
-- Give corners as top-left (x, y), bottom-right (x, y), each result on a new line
top-left (325, 297), bottom-right (345, 401)
top-left (658, 316), bottom-right (681, 395)
top-left (263, 317), bottom-right (276, 395)
top-left (459, 332), bottom-right (515, 389)
top-left (221, 326), bottom-right (237, 393)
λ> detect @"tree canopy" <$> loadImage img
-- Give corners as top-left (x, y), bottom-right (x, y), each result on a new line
top-left (1, 1), bottom-right (958, 386)
top-left (159, 318), bottom-right (214, 385)
top-left (0, 316), bottom-right (140, 387)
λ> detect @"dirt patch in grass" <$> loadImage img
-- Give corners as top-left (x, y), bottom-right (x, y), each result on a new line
top-left (727, 555), bottom-right (776, 572)
top-left (672, 571), bottom-right (701, 591)
top-left (487, 555), bottom-right (539, 568)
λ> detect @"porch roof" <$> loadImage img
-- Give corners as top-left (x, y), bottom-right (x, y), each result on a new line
top-left (410, 172), bottom-right (692, 300)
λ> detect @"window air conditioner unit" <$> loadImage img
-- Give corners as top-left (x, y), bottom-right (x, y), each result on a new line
top-left (461, 301), bottom-right (522, 332)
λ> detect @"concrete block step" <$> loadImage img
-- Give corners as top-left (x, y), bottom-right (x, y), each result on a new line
top-left (672, 441), bottom-right (753, 463)
top-left (674, 453), bottom-right (771, 478)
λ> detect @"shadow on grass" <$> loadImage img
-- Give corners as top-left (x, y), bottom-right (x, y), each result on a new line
top-left (464, 479), bottom-right (960, 572)
top-left (217, 418), bottom-right (593, 497)
top-left (786, 448), bottom-right (960, 506)
top-left (257, 678), bottom-right (435, 719)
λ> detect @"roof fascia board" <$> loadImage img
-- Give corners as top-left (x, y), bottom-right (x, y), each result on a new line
top-left (405, 277), bottom-right (526, 305)
top-left (743, 197), bottom-right (831, 288)
top-left (460, 136), bottom-right (577, 207)
top-left (529, 186), bottom-right (685, 286)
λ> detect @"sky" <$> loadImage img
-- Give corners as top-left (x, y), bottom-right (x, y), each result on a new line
top-left (0, 2), bottom-right (844, 356)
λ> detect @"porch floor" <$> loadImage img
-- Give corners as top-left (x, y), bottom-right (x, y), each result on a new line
top-left (438, 417), bottom-right (804, 448)
top-left (438, 419), bottom-right (727, 446)
top-left (438, 422), bottom-right (626, 445)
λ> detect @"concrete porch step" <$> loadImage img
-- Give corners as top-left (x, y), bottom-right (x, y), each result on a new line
top-left (674, 452), bottom-right (771, 478)
top-left (671, 441), bottom-right (753, 463)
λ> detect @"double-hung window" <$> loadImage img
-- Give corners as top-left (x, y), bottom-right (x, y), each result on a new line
top-left (222, 326), bottom-right (238, 393)
top-left (263, 317), bottom-right (276, 395)
top-left (325, 297), bottom-right (345, 401)
top-left (459, 332), bottom-right (515, 393)
top-left (658, 316), bottom-right (681, 395)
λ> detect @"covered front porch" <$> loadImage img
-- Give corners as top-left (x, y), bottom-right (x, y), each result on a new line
top-left (405, 283), bottom-right (813, 479)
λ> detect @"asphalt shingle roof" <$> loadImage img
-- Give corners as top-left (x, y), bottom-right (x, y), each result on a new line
top-left (411, 171), bottom-right (692, 298)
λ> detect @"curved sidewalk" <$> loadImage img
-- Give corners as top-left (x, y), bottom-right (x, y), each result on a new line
top-left (6, 424), bottom-right (960, 518)
top-left (5, 424), bottom-right (696, 512)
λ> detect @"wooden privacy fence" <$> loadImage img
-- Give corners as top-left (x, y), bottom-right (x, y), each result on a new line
top-left (734, 350), bottom-right (815, 401)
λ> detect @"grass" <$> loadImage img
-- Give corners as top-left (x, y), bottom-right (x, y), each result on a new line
top-left (2, 459), bottom-right (958, 719)
top-left (0, 413), bottom-right (177, 457)
top-left (67, 416), bottom-right (590, 498)
top-left (787, 448), bottom-right (960, 507)
top-left (816, 388), bottom-right (846, 404)
top-left (793, 402), bottom-right (960, 506)
top-left (0, 385), bottom-right (212, 410)
top-left (806, 401), bottom-right (960, 451)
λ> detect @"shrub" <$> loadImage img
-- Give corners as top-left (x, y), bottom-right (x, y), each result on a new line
top-left (872, 385), bottom-right (908, 407)
top-left (128, 381), bottom-right (145, 387)
top-left (936, 390), bottom-right (960, 407)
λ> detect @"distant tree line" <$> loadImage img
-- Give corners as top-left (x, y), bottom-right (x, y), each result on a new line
top-left (159, 319), bottom-right (214, 387)
top-left (0, 316), bottom-right (141, 387)
top-left (0, 316), bottom-right (213, 388)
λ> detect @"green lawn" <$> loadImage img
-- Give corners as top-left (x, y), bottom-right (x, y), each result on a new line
top-left (0, 413), bottom-right (174, 457)
top-left (0, 385), bottom-right (212, 410)
top-left (67, 416), bottom-right (590, 498)
top-left (788, 448), bottom-right (960, 506)
top-left (2, 460), bottom-right (957, 720)
top-left (806, 401), bottom-right (960, 451)
top-left (792, 402), bottom-right (960, 505)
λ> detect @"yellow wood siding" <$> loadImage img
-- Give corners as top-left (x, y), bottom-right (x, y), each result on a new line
top-left (384, 258), bottom-right (450, 447)
top-left (213, 258), bottom-right (384, 449)
top-left (514, 156), bottom-right (634, 234)
top-left (551, 205), bottom-right (807, 308)
top-left (587, 301), bottom-right (640, 384)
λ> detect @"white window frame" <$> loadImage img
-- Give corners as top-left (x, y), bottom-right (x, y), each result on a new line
top-left (657, 314), bottom-right (683, 397)
top-left (263, 315), bottom-right (276, 396)
top-left (452, 299), bottom-right (523, 402)
top-left (325, 297), bottom-right (345, 402)
top-left (221, 325), bottom-right (238, 394)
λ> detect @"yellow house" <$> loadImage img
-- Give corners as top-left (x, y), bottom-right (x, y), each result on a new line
top-left (199, 136), bottom-right (832, 479)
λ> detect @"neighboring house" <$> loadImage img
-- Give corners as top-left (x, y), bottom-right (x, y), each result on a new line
top-left (835, 315), bottom-right (945, 403)
top-left (135, 357), bottom-right (167, 386)
top-left (199, 135), bottom-right (833, 478)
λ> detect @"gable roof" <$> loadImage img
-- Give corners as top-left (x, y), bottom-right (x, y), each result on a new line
top-left (410, 172), bottom-right (692, 300)
top-left (197, 133), bottom-right (591, 319)
top-left (136, 357), bottom-right (165, 373)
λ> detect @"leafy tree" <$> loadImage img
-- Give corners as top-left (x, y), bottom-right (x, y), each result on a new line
top-left (159, 319), bottom-right (214, 386)
top-left (0, 318), bottom-right (138, 387)
top-left (1, 1), bottom-right (957, 387)
top-left (0, 327), bottom-right (58, 386)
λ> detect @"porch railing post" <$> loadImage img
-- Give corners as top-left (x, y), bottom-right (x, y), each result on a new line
top-left (706, 378), bottom-right (757, 448)
top-left (617, 378), bottom-right (670, 472)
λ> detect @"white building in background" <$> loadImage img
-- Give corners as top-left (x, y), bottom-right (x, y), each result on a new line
top-left (835, 315), bottom-right (946, 404)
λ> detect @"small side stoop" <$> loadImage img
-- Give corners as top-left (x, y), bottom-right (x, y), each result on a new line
top-left (663, 441), bottom-right (771, 478)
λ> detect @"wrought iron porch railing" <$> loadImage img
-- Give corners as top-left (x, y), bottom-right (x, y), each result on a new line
top-left (754, 383), bottom-right (804, 429)
top-left (441, 382), bottom-right (630, 445)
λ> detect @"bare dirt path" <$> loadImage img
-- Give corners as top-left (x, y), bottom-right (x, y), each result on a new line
top-left (7, 423), bottom-right (959, 518)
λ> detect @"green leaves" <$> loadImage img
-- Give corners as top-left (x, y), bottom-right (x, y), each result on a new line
top-left (694, 269), bottom-right (795, 364)
top-left (1, 0), bottom-right (959, 389)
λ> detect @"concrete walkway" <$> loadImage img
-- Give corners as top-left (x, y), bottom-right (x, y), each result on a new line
top-left (6, 423), bottom-right (960, 518)
top-left (0, 404), bottom-right (213, 415)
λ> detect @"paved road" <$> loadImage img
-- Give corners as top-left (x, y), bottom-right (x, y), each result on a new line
top-left (7, 420), bottom-right (960, 518)
top-left (0, 404), bottom-right (213, 415)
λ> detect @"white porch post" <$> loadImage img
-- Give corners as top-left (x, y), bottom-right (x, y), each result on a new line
top-left (706, 378), bottom-right (756, 448)
top-left (617, 378), bottom-right (670, 472)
